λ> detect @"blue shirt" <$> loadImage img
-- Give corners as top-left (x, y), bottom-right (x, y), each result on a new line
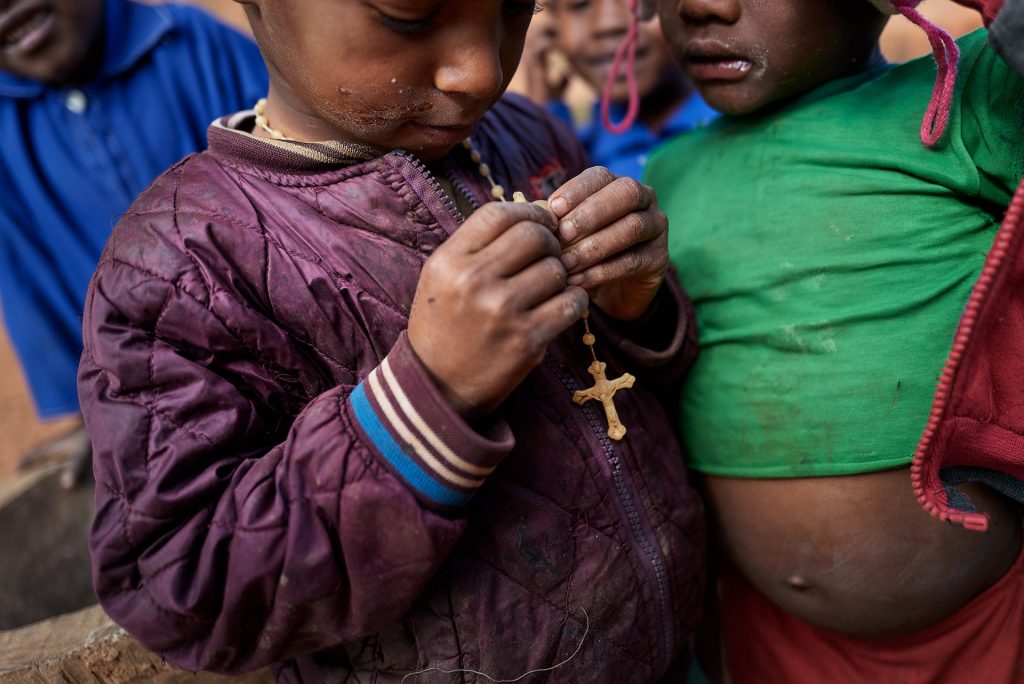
top-left (0, 0), bottom-right (267, 418)
top-left (548, 93), bottom-right (718, 181)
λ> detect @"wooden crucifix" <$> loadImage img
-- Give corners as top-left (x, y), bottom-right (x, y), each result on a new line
top-left (571, 312), bottom-right (635, 441)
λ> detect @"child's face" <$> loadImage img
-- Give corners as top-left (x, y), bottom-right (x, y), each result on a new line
top-left (657, 0), bottom-right (887, 115)
top-left (0, 0), bottom-right (104, 84)
top-left (244, 0), bottom-right (537, 160)
top-left (550, 0), bottom-right (678, 101)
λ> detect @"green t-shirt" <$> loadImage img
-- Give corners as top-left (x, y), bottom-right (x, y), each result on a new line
top-left (646, 30), bottom-right (1024, 478)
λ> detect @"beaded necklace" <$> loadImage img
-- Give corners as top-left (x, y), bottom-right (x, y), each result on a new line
top-left (253, 102), bottom-right (635, 440)
top-left (460, 136), bottom-right (635, 440)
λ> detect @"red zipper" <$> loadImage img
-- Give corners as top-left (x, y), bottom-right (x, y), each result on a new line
top-left (911, 178), bottom-right (1024, 532)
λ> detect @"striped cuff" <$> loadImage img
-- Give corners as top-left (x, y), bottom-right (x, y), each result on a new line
top-left (349, 333), bottom-right (514, 508)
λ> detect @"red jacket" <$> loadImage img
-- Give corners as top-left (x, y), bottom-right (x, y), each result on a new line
top-left (911, 0), bottom-right (1024, 531)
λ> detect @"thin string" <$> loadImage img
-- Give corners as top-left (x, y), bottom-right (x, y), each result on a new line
top-left (600, 0), bottom-right (641, 134)
top-left (399, 608), bottom-right (590, 683)
top-left (891, 0), bottom-right (960, 147)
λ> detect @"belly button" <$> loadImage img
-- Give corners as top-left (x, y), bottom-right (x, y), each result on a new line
top-left (785, 575), bottom-right (815, 592)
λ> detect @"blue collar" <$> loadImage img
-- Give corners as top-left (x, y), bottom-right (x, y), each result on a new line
top-left (0, 0), bottom-right (174, 98)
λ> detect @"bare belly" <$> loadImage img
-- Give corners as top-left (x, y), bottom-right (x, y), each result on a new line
top-left (706, 468), bottom-right (1022, 637)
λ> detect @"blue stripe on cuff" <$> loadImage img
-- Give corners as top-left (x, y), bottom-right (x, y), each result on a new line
top-left (349, 382), bottom-right (473, 508)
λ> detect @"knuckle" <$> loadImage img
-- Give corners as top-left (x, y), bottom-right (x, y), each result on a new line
top-left (453, 260), bottom-right (486, 291)
top-left (626, 212), bottom-right (648, 240)
top-left (480, 289), bottom-right (511, 319)
top-left (641, 183), bottom-right (656, 207)
top-left (526, 221), bottom-right (559, 255)
top-left (625, 250), bottom-right (645, 274)
top-left (544, 256), bottom-right (568, 284)
top-left (654, 210), bottom-right (668, 235)
top-left (592, 166), bottom-right (616, 186)
top-left (615, 176), bottom-right (645, 207)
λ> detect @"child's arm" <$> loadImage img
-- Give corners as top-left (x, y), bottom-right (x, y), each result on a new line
top-left (81, 199), bottom-right (584, 674)
top-left (80, 246), bottom-right (514, 672)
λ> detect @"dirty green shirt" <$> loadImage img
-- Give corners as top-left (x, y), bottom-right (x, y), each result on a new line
top-left (646, 30), bottom-right (1024, 477)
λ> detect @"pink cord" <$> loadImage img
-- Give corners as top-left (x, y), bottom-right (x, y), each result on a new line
top-left (891, 0), bottom-right (960, 147)
top-left (600, 0), bottom-right (641, 134)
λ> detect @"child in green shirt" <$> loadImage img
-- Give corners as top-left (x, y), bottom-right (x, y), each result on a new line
top-left (645, 0), bottom-right (1024, 681)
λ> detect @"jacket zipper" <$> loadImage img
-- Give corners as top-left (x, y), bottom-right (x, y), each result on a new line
top-left (399, 148), bottom-right (675, 668)
top-left (911, 178), bottom-right (1024, 532)
top-left (548, 357), bottom-right (674, 676)
top-left (392, 150), bottom-right (465, 226)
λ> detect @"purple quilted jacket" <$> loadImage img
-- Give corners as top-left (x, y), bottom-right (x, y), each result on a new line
top-left (79, 95), bottom-right (705, 683)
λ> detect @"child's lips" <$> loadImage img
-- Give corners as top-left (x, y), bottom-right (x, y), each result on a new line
top-left (683, 40), bottom-right (754, 83)
top-left (411, 121), bottom-right (476, 145)
top-left (0, 4), bottom-right (53, 56)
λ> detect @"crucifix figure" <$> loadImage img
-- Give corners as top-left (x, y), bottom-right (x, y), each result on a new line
top-left (506, 192), bottom-right (635, 440)
top-left (571, 312), bottom-right (635, 441)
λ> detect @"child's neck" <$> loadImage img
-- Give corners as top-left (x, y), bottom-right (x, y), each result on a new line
top-left (635, 72), bottom-right (692, 133)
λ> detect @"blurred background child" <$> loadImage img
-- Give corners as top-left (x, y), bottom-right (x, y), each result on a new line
top-left (519, 0), bottom-right (716, 181)
top-left (0, 0), bottom-right (266, 486)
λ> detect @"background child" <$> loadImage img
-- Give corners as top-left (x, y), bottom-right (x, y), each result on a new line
top-left (0, 0), bottom-right (266, 485)
top-left (646, 0), bottom-right (1023, 681)
top-left (78, 0), bottom-right (706, 680)
top-left (522, 0), bottom-right (715, 180)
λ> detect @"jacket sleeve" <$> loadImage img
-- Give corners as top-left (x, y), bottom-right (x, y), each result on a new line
top-left (589, 269), bottom-right (698, 388)
top-left (80, 250), bottom-right (513, 674)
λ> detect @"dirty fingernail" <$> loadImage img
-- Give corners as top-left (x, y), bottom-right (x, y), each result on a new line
top-left (561, 252), bottom-right (578, 271)
top-left (559, 220), bottom-right (577, 243)
top-left (550, 196), bottom-right (568, 215)
top-left (567, 273), bottom-right (585, 286)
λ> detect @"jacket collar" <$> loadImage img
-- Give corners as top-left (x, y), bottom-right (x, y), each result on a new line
top-left (0, 0), bottom-right (174, 99)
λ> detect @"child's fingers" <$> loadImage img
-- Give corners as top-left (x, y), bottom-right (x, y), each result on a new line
top-left (560, 206), bottom-right (666, 275)
top-left (482, 219), bottom-right (562, 277)
top-left (552, 173), bottom-right (655, 245)
top-left (527, 286), bottom-right (591, 342)
top-left (566, 240), bottom-right (667, 291)
top-left (452, 201), bottom-right (557, 254)
top-left (548, 166), bottom-right (617, 220)
top-left (505, 255), bottom-right (569, 310)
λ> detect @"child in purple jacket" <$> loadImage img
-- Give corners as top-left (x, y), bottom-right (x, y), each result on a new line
top-left (78, 0), bottom-right (705, 681)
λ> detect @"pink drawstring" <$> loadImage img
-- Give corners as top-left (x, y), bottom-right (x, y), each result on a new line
top-left (890, 0), bottom-right (961, 147)
top-left (600, 0), bottom-right (641, 134)
top-left (601, 0), bottom-right (961, 145)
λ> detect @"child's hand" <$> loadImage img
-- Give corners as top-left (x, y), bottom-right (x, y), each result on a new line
top-left (409, 202), bottom-right (589, 417)
top-left (549, 167), bottom-right (668, 321)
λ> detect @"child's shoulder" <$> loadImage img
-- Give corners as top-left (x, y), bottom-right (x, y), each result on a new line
top-left (102, 149), bottom-right (254, 274)
top-left (480, 92), bottom-right (590, 179)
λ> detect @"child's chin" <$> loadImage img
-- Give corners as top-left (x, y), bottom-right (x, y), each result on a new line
top-left (698, 87), bottom-right (770, 117)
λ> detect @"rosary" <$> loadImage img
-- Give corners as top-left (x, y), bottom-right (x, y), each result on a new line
top-left (462, 140), bottom-right (635, 442)
top-left (251, 103), bottom-right (634, 441)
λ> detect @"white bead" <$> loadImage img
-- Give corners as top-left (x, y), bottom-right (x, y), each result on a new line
top-left (491, 185), bottom-right (506, 200)
top-left (64, 89), bottom-right (87, 114)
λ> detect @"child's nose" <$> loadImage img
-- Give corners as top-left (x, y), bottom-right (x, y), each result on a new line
top-left (676, 0), bottom-right (741, 24)
top-left (433, 34), bottom-right (504, 100)
top-left (591, 0), bottom-right (633, 38)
